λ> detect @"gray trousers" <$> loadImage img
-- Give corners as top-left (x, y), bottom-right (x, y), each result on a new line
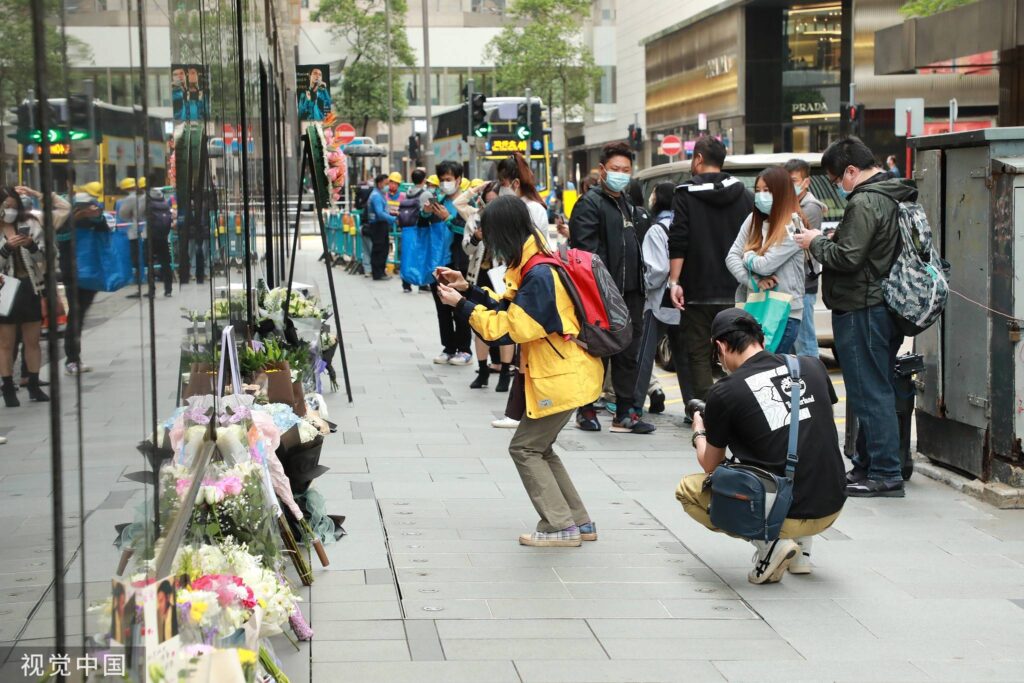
top-left (508, 409), bottom-right (590, 532)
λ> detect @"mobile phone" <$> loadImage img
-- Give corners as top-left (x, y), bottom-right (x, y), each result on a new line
top-left (16, 225), bottom-right (29, 236)
top-left (790, 213), bottom-right (805, 234)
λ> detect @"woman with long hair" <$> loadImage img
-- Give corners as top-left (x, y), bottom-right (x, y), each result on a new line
top-left (496, 152), bottom-right (550, 233)
top-left (435, 196), bottom-right (602, 547)
top-left (0, 187), bottom-right (49, 406)
top-left (725, 166), bottom-right (807, 354)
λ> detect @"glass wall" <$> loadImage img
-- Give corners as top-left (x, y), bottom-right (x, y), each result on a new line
top-left (783, 2), bottom-right (843, 151)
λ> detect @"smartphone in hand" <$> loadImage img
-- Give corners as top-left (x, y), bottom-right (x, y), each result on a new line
top-left (790, 212), bottom-right (805, 234)
top-left (16, 225), bottom-right (30, 237)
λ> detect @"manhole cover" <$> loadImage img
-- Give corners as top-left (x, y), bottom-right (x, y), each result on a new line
top-left (408, 544), bottom-right (422, 549)
top-left (416, 572), bottom-right (429, 576)
top-left (393, 502), bottom-right (409, 506)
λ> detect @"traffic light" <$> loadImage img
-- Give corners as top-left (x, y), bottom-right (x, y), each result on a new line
top-left (67, 94), bottom-right (93, 140)
top-left (847, 103), bottom-right (865, 136)
top-left (471, 93), bottom-right (489, 137)
top-left (12, 100), bottom-right (64, 144)
top-left (516, 103), bottom-right (531, 141)
top-left (628, 123), bottom-right (643, 150)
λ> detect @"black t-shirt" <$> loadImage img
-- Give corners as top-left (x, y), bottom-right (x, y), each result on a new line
top-left (614, 196), bottom-right (642, 293)
top-left (704, 351), bottom-right (846, 519)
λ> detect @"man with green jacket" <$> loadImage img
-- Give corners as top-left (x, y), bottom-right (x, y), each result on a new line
top-left (794, 137), bottom-right (913, 498)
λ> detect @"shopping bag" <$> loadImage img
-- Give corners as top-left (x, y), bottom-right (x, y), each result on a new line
top-left (738, 284), bottom-right (793, 352)
top-left (399, 226), bottom-right (430, 286)
top-left (77, 226), bottom-right (133, 292)
top-left (426, 222), bottom-right (453, 274)
top-left (0, 274), bottom-right (21, 317)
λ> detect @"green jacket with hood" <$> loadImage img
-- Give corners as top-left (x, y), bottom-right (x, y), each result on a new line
top-left (809, 173), bottom-right (917, 312)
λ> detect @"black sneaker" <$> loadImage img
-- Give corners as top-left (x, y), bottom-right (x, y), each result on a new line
top-left (610, 412), bottom-right (656, 434)
top-left (845, 466), bottom-right (869, 485)
top-left (648, 389), bottom-right (666, 414)
top-left (576, 408), bottom-right (601, 432)
top-left (846, 478), bottom-right (905, 498)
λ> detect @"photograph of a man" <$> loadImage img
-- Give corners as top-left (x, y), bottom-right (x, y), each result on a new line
top-left (172, 64), bottom-right (207, 122)
top-left (156, 580), bottom-right (178, 643)
top-left (110, 581), bottom-right (127, 644)
top-left (297, 65), bottom-right (332, 122)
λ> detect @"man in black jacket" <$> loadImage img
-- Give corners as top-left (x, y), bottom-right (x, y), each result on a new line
top-left (668, 135), bottom-right (754, 401)
top-left (569, 141), bottom-right (654, 434)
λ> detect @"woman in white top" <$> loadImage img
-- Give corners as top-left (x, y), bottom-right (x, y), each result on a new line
top-left (496, 152), bottom-right (550, 236)
top-left (725, 166), bottom-right (807, 354)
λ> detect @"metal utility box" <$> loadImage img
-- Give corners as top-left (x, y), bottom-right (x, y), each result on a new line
top-left (910, 128), bottom-right (1024, 485)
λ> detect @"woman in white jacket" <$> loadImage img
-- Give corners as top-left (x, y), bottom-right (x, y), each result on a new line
top-left (725, 166), bottom-right (807, 354)
top-left (454, 181), bottom-right (515, 392)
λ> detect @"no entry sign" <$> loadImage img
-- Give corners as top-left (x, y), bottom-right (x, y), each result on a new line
top-left (336, 123), bottom-right (356, 145)
top-left (661, 135), bottom-right (682, 157)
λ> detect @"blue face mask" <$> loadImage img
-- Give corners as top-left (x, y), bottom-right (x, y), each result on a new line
top-left (754, 191), bottom-right (773, 215)
top-left (834, 183), bottom-right (850, 200)
top-left (604, 171), bottom-right (631, 193)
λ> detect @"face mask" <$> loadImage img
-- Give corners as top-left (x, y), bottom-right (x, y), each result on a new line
top-left (754, 191), bottom-right (773, 215)
top-left (835, 183), bottom-right (850, 200)
top-left (793, 183), bottom-right (804, 196)
top-left (498, 186), bottom-right (517, 198)
top-left (440, 180), bottom-right (457, 195)
top-left (2, 208), bottom-right (17, 223)
top-left (604, 171), bottom-right (631, 193)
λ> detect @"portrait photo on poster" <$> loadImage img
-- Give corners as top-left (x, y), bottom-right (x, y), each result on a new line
top-left (171, 63), bottom-right (209, 122)
top-left (296, 64), bottom-right (333, 123)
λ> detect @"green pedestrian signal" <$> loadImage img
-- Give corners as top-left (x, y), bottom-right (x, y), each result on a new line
top-left (515, 103), bottom-right (531, 140)
top-left (515, 124), bottom-right (531, 141)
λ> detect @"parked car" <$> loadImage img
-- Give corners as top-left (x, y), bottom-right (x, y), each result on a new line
top-left (636, 153), bottom-right (845, 370)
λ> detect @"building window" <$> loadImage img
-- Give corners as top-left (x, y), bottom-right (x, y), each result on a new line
top-left (471, 0), bottom-right (505, 13)
top-left (597, 66), bottom-right (616, 104)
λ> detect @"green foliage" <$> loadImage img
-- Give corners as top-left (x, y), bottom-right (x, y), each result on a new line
top-left (0, 0), bottom-right (91, 139)
top-left (485, 0), bottom-right (602, 121)
top-left (313, 0), bottom-right (415, 134)
top-left (899, 0), bottom-right (977, 16)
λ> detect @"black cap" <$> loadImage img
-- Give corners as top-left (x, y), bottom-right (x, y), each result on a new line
top-left (710, 307), bottom-right (761, 341)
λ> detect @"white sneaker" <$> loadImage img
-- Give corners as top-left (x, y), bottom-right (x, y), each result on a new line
top-left (0, 436), bottom-right (6, 445)
top-left (788, 536), bottom-right (813, 575)
top-left (448, 352), bottom-right (473, 366)
top-left (433, 352), bottom-right (453, 364)
top-left (491, 416), bottom-right (519, 429)
top-left (748, 539), bottom-right (799, 584)
top-left (65, 362), bottom-right (90, 376)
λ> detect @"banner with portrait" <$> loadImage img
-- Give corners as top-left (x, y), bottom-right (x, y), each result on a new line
top-left (172, 64), bottom-right (209, 123)
top-left (296, 64), bottom-right (333, 124)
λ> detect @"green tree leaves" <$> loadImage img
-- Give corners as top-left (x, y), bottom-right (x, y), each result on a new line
top-left (313, 0), bottom-right (415, 134)
top-left (485, 0), bottom-right (602, 121)
top-left (899, 0), bottom-right (978, 17)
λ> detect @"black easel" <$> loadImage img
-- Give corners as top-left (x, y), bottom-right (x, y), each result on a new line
top-left (284, 131), bottom-right (353, 403)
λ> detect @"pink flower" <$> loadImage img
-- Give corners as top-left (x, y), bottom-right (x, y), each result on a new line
top-left (176, 478), bottom-right (192, 497)
top-left (219, 476), bottom-right (243, 496)
top-left (326, 167), bottom-right (342, 183)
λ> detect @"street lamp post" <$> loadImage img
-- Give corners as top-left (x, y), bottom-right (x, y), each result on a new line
top-left (421, 0), bottom-right (433, 171)
top-left (384, 0), bottom-right (394, 172)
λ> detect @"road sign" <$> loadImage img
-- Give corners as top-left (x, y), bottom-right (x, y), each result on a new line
top-left (661, 135), bottom-right (683, 157)
top-left (894, 98), bottom-right (924, 137)
top-left (336, 123), bottom-right (356, 145)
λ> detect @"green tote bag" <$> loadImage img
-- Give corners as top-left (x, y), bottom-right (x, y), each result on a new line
top-left (738, 270), bottom-right (792, 352)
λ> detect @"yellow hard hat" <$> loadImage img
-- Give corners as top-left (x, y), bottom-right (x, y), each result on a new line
top-left (118, 177), bottom-right (136, 191)
top-left (460, 178), bottom-right (470, 191)
top-left (76, 181), bottom-right (103, 198)
top-left (426, 175), bottom-right (439, 187)
top-left (137, 177), bottom-right (147, 189)
top-left (470, 178), bottom-right (485, 189)
top-left (387, 171), bottom-right (402, 184)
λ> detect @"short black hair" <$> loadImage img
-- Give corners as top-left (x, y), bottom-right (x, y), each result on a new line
top-left (479, 195), bottom-right (548, 268)
top-left (693, 135), bottom-right (726, 169)
top-left (651, 181), bottom-right (675, 215)
top-left (821, 137), bottom-right (879, 177)
top-left (374, 173), bottom-right (388, 186)
top-left (436, 160), bottom-right (463, 179)
top-left (714, 316), bottom-right (764, 355)
top-left (600, 141), bottom-right (633, 165)
top-left (783, 158), bottom-right (811, 178)
top-left (411, 168), bottom-right (426, 184)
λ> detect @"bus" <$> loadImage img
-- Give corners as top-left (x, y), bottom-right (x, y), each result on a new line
top-left (431, 96), bottom-right (553, 198)
top-left (17, 99), bottom-right (168, 206)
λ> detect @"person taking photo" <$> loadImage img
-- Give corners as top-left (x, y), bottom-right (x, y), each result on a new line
top-left (676, 308), bottom-right (846, 583)
top-left (435, 196), bottom-right (602, 547)
top-left (785, 158), bottom-right (827, 358)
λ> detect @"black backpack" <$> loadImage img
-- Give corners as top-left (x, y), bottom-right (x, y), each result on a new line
top-left (354, 186), bottom-right (372, 212)
top-left (148, 200), bottom-right (173, 238)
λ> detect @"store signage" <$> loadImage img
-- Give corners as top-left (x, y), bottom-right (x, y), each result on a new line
top-left (792, 101), bottom-right (830, 115)
top-left (705, 55), bottom-right (733, 79)
top-left (23, 142), bottom-right (70, 160)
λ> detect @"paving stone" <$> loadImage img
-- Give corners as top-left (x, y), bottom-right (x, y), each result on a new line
top-left (311, 639), bottom-right (410, 662)
top-left (435, 618), bottom-right (594, 640)
top-left (442, 637), bottom-right (607, 661)
top-left (514, 659), bottom-right (726, 683)
top-left (311, 661), bottom-right (521, 683)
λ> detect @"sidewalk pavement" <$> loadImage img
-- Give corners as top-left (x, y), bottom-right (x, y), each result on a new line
top-left (2, 241), bottom-right (1022, 682)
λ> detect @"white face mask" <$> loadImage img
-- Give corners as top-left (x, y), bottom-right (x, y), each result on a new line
top-left (2, 208), bottom-right (17, 224)
top-left (440, 180), bottom-right (457, 195)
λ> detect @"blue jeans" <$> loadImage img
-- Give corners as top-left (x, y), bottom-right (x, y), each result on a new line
top-left (794, 292), bottom-right (819, 357)
top-left (361, 229), bottom-right (373, 273)
top-left (774, 317), bottom-right (801, 355)
top-left (832, 305), bottom-right (902, 482)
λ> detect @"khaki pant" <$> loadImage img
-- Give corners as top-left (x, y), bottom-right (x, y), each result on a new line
top-left (675, 473), bottom-right (841, 539)
top-left (509, 409), bottom-right (590, 533)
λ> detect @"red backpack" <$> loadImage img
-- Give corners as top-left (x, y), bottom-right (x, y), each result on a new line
top-left (521, 244), bottom-right (633, 357)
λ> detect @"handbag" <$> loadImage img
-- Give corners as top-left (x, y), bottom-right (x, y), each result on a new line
top-left (707, 355), bottom-right (801, 541)
top-left (504, 369), bottom-right (526, 421)
top-left (0, 274), bottom-right (21, 317)
top-left (738, 263), bottom-right (792, 352)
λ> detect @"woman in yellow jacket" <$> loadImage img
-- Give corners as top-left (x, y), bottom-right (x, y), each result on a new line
top-left (436, 196), bottom-right (603, 547)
